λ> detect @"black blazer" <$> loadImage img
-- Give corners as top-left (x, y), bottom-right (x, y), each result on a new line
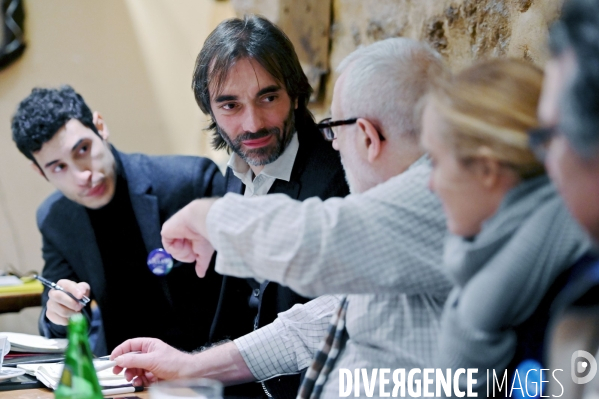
top-left (37, 148), bottom-right (226, 355)
top-left (209, 123), bottom-right (350, 398)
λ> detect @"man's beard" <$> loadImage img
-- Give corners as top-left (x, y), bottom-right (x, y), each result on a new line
top-left (217, 107), bottom-right (295, 167)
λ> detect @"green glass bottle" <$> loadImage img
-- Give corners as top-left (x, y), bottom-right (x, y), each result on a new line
top-left (54, 313), bottom-right (103, 399)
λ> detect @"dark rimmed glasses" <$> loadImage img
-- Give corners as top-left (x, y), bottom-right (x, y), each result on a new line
top-left (317, 117), bottom-right (358, 141)
top-left (317, 117), bottom-right (385, 142)
top-left (528, 125), bottom-right (558, 162)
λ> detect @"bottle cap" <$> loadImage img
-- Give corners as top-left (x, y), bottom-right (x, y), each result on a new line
top-left (147, 249), bottom-right (174, 276)
top-left (68, 312), bottom-right (89, 333)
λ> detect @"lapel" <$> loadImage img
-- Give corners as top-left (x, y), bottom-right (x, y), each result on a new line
top-left (268, 178), bottom-right (301, 198)
top-left (267, 130), bottom-right (308, 199)
top-left (118, 151), bottom-right (163, 253)
top-left (117, 150), bottom-right (174, 307)
top-left (225, 168), bottom-right (244, 195)
top-left (51, 199), bottom-right (106, 303)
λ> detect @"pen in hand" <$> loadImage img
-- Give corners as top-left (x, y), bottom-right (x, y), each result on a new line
top-left (94, 351), bottom-right (142, 372)
top-left (33, 275), bottom-right (91, 306)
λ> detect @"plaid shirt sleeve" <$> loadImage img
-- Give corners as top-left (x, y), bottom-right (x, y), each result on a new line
top-left (234, 295), bottom-right (342, 381)
top-left (207, 157), bottom-right (450, 298)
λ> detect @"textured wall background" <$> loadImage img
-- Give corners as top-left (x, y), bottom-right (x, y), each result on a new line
top-left (233, 0), bottom-right (564, 108)
top-left (232, 0), bottom-right (332, 99)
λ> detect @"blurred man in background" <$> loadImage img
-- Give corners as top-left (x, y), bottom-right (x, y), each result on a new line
top-left (531, 0), bottom-right (599, 396)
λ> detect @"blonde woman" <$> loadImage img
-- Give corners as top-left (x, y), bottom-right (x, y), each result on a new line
top-left (420, 58), bottom-right (592, 395)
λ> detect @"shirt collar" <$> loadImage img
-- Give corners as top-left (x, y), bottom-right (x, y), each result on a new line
top-left (227, 132), bottom-right (299, 183)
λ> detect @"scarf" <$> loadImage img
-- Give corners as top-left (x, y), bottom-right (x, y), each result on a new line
top-left (297, 297), bottom-right (349, 399)
top-left (438, 175), bottom-right (591, 396)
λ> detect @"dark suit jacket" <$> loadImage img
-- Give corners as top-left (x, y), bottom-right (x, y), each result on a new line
top-left (37, 148), bottom-right (225, 355)
top-left (210, 123), bottom-right (350, 398)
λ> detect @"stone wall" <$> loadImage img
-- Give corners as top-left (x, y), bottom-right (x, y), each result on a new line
top-left (232, 0), bottom-right (332, 100)
top-left (232, 0), bottom-right (563, 108)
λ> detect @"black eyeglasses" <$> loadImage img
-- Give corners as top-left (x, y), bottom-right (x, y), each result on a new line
top-left (528, 125), bottom-right (558, 162)
top-left (317, 117), bottom-right (358, 141)
top-left (317, 117), bottom-right (386, 142)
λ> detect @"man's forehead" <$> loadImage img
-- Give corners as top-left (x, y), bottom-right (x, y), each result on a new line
top-left (209, 57), bottom-right (285, 99)
top-left (36, 120), bottom-right (94, 158)
top-left (538, 51), bottom-right (577, 127)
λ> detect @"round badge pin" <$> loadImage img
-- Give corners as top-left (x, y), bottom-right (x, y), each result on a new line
top-left (147, 248), bottom-right (174, 276)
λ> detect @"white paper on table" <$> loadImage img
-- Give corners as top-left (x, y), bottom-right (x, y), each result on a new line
top-left (1, 332), bottom-right (67, 353)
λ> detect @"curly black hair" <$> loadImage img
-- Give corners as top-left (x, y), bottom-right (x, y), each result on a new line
top-left (11, 86), bottom-right (98, 161)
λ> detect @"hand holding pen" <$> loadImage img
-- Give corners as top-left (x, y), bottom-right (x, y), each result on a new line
top-left (33, 275), bottom-right (91, 326)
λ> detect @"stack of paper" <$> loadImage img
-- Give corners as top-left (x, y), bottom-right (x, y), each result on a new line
top-left (18, 361), bottom-right (131, 390)
top-left (0, 276), bottom-right (23, 287)
top-left (1, 332), bottom-right (67, 353)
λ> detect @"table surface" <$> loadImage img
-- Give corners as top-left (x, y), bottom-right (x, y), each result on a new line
top-left (0, 293), bottom-right (41, 314)
top-left (0, 387), bottom-right (150, 398)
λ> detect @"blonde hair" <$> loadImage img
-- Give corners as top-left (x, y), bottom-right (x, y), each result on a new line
top-left (428, 58), bottom-right (544, 179)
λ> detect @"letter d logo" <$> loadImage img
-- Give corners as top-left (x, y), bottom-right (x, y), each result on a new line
top-left (571, 350), bottom-right (598, 384)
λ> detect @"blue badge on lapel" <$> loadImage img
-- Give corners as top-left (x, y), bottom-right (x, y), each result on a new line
top-left (147, 248), bottom-right (174, 276)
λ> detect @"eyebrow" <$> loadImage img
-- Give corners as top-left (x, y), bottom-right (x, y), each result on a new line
top-left (43, 139), bottom-right (86, 169)
top-left (213, 85), bottom-right (282, 104)
top-left (44, 160), bottom-right (59, 169)
top-left (71, 139), bottom-right (86, 154)
top-left (214, 94), bottom-right (237, 103)
top-left (256, 85), bottom-right (281, 97)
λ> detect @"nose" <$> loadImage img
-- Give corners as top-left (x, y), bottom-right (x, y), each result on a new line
top-left (332, 138), bottom-right (339, 151)
top-left (242, 106), bottom-right (265, 133)
top-left (73, 166), bottom-right (92, 186)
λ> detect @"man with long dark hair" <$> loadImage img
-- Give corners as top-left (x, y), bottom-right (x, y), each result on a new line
top-left (191, 15), bottom-right (349, 398)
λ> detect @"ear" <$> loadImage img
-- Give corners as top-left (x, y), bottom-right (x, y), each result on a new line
top-left (294, 97), bottom-right (298, 110)
top-left (356, 118), bottom-right (382, 164)
top-left (470, 150), bottom-right (502, 189)
top-left (30, 161), bottom-right (47, 179)
top-left (93, 112), bottom-right (110, 141)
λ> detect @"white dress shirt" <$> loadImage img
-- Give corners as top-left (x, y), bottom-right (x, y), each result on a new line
top-left (227, 132), bottom-right (299, 197)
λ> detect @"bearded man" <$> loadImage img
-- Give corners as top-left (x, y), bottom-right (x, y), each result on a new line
top-left (191, 15), bottom-right (349, 398)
